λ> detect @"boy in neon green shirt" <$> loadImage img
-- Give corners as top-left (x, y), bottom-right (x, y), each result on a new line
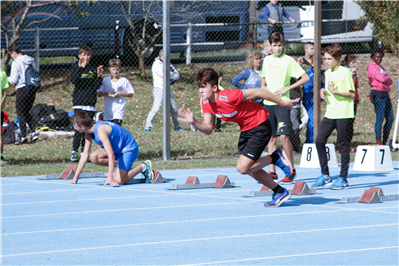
top-left (261, 32), bottom-right (310, 183)
top-left (312, 44), bottom-right (355, 190)
top-left (1, 69), bottom-right (9, 164)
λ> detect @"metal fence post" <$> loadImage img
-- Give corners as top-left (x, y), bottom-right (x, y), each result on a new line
top-left (186, 22), bottom-right (192, 65)
top-left (163, 0), bottom-right (171, 161)
top-left (314, 1), bottom-right (322, 138)
top-left (35, 27), bottom-right (40, 71)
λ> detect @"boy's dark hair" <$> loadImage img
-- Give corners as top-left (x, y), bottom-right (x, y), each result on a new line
top-left (304, 42), bottom-right (314, 50)
top-left (70, 111), bottom-right (93, 127)
top-left (196, 68), bottom-right (219, 88)
top-left (8, 43), bottom-right (22, 54)
top-left (323, 44), bottom-right (343, 59)
top-left (269, 32), bottom-right (285, 44)
top-left (216, 70), bottom-right (223, 78)
top-left (370, 48), bottom-right (384, 59)
top-left (109, 59), bottom-right (121, 68)
top-left (343, 54), bottom-right (356, 65)
top-left (79, 45), bottom-right (92, 55)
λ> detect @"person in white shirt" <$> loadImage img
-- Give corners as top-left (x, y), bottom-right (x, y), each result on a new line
top-left (144, 49), bottom-right (183, 133)
top-left (97, 59), bottom-right (133, 126)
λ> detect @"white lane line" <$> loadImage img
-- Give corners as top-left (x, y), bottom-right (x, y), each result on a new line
top-left (1, 223), bottom-right (397, 258)
top-left (180, 246), bottom-right (399, 265)
top-left (2, 207), bottom-right (397, 235)
top-left (2, 201), bottom-right (259, 219)
top-left (313, 202), bottom-right (399, 214)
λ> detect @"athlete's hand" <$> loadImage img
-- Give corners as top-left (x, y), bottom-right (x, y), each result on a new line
top-left (66, 179), bottom-right (78, 185)
top-left (97, 66), bottom-right (104, 77)
top-left (327, 81), bottom-right (336, 95)
top-left (104, 177), bottom-right (119, 187)
top-left (178, 107), bottom-right (195, 124)
top-left (283, 98), bottom-right (300, 109)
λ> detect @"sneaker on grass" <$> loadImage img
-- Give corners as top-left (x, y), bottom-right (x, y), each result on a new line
top-left (142, 160), bottom-right (154, 183)
top-left (311, 174), bottom-right (333, 189)
top-left (330, 177), bottom-right (349, 190)
top-left (70, 151), bottom-right (79, 162)
top-left (264, 188), bottom-right (291, 207)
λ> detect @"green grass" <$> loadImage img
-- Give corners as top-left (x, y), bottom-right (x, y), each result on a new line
top-left (2, 53), bottom-right (398, 177)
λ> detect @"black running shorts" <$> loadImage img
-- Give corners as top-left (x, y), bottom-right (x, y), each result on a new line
top-left (238, 120), bottom-right (272, 161)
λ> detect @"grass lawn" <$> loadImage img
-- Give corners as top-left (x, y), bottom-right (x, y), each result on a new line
top-left (1, 53), bottom-right (398, 177)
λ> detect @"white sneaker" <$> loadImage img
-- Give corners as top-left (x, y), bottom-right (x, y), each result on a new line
top-left (31, 131), bottom-right (39, 142)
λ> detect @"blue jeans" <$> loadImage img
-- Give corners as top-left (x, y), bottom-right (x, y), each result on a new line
top-left (303, 103), bottom-right (314, 143)
top-left (370, 91), bottom-right (394, 141)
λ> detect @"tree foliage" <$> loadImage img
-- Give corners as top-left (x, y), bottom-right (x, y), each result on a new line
top-left (356, 0), bottom-right (399, 56)
top-left (1, 0), bottom-right (97, 70)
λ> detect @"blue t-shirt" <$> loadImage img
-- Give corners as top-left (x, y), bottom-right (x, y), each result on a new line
top-left (90, 121), bottom-right (138, 154)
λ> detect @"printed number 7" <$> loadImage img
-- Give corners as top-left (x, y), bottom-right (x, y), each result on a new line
top-left (379, 149), bottom-right (385, 164)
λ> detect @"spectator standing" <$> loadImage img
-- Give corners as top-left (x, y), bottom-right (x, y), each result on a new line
top-left (367, 50), bottom-right (394, 145)
top-left (261, 32), bottom-right (309, 184)
top-left (312, 44), bottom-right (355, 190)
top-left (97, 59), bottom-right (134, 126)
top-left (1, 69), bottom-right (9, 165)
top-left (145, 49), bottom-right (183, 133)
top-left (70, 45), bottom-right (104, 162)
top-left (7, 43), bottom-right (39, 145)
top-left (264, 0), bottom-right (296, 39)
top-left (231, 50), bottom-right (263, 106)
top-left (343, 55), bottom-right (359, 151)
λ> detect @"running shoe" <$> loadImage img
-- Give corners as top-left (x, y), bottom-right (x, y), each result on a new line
top-left (70, 150), bottom-right (79, 162)
top-left (142, 160), bottom-right (154, 183)
top-left (330, 177), bottom-right (349, 190)
top-left (272, 148), bottom-right (292, 179)
top-left (311, 174), bottom-right (333, 189)
top-left (280, 169), bottom-right (297, 184)
top-left (268, 171), bottom-right (278, 182)
top-left (31, 131), bottom-right (39, 142)
top-left (264, 188), bottom-right (291, 207)
top-left (176, 127), bottom-right (185, 132)
top-left (144, 129), bottom-right (152, 133)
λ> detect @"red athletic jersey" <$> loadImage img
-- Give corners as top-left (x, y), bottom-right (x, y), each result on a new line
top-left (201, 89), bottom-right (269, 132)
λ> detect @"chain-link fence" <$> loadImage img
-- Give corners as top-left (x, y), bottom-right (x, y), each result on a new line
top-left (1, 0), bottom-right (398, 166)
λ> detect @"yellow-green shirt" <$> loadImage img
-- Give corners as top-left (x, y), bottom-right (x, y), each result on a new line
top-left (324, 66), bottom-right (355, 119)
top-left (1, 69), bottom-right (9, 110)
top-left (261, 54), bottom-right (305, 105)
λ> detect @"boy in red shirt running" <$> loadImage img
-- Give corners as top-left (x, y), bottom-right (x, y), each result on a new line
top-left (178, 68), bottom-right (299, 207)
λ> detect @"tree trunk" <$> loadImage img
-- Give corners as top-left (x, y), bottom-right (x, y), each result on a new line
top-left (139, 55), bottom-right (146, 77)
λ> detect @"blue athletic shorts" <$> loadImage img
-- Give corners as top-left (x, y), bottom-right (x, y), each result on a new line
top-left (114, 148), bottom-right (139, 172)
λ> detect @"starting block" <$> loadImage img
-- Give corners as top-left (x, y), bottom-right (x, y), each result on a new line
top-left (101, 170), bottom-right (166, 185)
top-left (38, 166), bottom-right (106, 180)
top-left (353, 145), bottom-right (393, 171)
top-left (170, 175), bottom-right (235, 190)
top-left (300, 143), bottom-right (338, 168)
top-left (336, 187), bottom-right (399, 204)
top-left (248, 181), bottom-right (316, 197)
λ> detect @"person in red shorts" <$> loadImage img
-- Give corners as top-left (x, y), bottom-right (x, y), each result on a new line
top-left (178, 68), bottom-right (299, 207)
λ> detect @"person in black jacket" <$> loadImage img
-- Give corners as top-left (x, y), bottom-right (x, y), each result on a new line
top-left (70, 45), bottom-right (104, 162)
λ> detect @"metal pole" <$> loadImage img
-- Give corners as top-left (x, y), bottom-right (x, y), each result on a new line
top-left (186, 22), bottom-right (192, 65)
top-left (115, 20), bottom-right (120, 58)
top-left (163, 0), bottom-right (171, 160)
top-left (35, 27), bottom-right (40, 71)
top-left (313, 1), bottom-right (322, 140)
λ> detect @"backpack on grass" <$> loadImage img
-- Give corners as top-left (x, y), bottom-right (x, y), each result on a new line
top-left (25, 64), bottom-right (41, 90)
top-left (31, 104), bottom-right (56, 130)
top-left (37, 109), bottom-right (71, 130)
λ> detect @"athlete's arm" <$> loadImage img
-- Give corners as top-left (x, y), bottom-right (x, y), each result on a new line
top-left (67, 134), bottom-right (92, 185)
top-left (245, 88), bottom-right (300, 109)
top-left (275, 72), bottom-right (310, 96)
top-left (97, 125), bottom-right (119, 187)
top-left (178, 108), bottom-right (214, 135)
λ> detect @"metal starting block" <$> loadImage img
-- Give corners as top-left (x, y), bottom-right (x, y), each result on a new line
top-left (101, 170), bottom-right (165, 185)
top-left (248, 181), bottom-right (316, 197)
top-left (38, 166), bottom-right (106, 180)
top-left (336, 187), bottom-right (399, 204)
top-left (170, 175), bottom-right (235, 190)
